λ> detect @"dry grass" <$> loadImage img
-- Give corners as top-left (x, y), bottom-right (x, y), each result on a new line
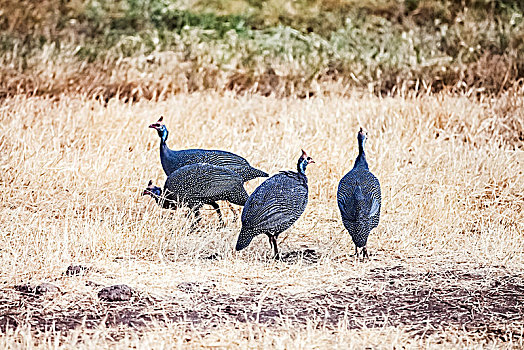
top-left (0, 89), bottom-right (523, 348)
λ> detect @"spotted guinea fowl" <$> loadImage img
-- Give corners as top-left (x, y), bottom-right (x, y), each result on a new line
top-left (149, 116), bottom-right (268, 182)
top-left (142, 163), bottom-right (249, 226)
top-left (337, 128), bottom-right (381, 259)
top-left (236, 150), bottom-right (314, 258)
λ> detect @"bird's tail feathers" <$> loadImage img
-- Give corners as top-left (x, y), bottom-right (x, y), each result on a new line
top-left (235, 228), bottom-right (256, 251)
top-left (251, 168), bottom-right (269, 178)
top-left (242, 167), bottom-right (269, 181)
top-left (229, 188), bottom-right (249, 206)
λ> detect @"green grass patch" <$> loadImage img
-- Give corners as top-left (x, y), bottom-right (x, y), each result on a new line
top-left (0, 0), bottom-right (523, 97)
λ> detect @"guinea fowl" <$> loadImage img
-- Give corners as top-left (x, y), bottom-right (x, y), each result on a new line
top-left (149, 116), bottom-right (268, 182)
top-left (142, 163), bottom-right (249, 226)
top-left (236, 150), bottom-right (314, 258)
top-left (337, 128), bottom-right (381, 259)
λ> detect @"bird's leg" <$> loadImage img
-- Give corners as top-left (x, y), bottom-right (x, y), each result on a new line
top-left (267, 235), bottom-right (274, 257)
top-left (270, 235), bottom-right (280, 260)
top-left (210, 202), bottom-right (225, 228)
top-left (362, 246), bottom-right (369, 260)
top-left (228, 202), bottom-right (239, 223)
top-left (350, 245), bottom-right (358, 258)
top-left (189, 204), bottom-right (203, 230)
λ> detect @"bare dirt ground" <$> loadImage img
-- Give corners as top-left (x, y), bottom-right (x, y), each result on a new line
top-left (1, 260), bottom-right (523, 339)
top-left (0, 91), bottom-right (523, 348)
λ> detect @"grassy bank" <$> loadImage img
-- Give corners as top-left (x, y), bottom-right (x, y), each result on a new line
top-left (1, 0), bottom-right (523, 98)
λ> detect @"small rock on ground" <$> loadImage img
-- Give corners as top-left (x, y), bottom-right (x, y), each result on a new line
top-left (35, 283), bottom-right (59, 294)
top-left (280, 249), bottom-right (319, 264)
top-left (65, 265), bottom-right (89, 276)
top-left (177, 282), bottom-right (215, 294)
top-left (98, 284), bottom-right (133, 302)
top-left (15, 283), bottom-right (59, 295)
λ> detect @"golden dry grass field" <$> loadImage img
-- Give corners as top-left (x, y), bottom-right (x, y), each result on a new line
top-left (0, 88), bottom-right (523, 348)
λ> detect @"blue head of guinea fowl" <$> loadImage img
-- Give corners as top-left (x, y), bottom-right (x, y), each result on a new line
top-left (357, 127), bottom-right (367, 152)
top-left (149, 116), bottom-right (169, 142)
top-left (142, 180), bottom-right (162, 197)
top-left (297, 149), bottom-right (315, 174)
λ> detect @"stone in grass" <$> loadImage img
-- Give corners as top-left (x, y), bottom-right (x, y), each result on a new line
top-left (177, 282), bottom-right (214, 294)
top-left (15, 283), bottom-right (59, 295)
top-left (98, 284), bottom-right (133, 302)
top-left (280, 249), bottom-right (319, 264)
top-left (65, 265), bottom-right (89, 276)
top-left (35, 283), bottom-right (60, 294)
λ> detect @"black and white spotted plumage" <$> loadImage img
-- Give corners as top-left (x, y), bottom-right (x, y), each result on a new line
top-left (143, 163), bottom-right (249, 225)
top-left (337, 128), bottom-right (381, 258)
top-left (149, 117), bottom-right (268, 182)
top-left (236, 150), bottom-right (314, 257)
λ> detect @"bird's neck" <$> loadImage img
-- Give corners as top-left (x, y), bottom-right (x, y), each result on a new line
top-left (153, 194), bottom-right (161, 205)
top-left (354, 143), bottom-right (369, 169)
top-left (149, 191), bottom-right (162, 206)
top-left (161, 198), bottom-right (173, 209)
top-left (158, 128), bottom-right (169, 144)
top-left (297, 159), bottom-right (307, 176)
top-left (152, 191), bottom-right (174, 209)
top-left (160, 137), bottom-right (175, 153)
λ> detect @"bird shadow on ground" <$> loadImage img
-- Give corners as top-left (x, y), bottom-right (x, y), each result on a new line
top-left (279, 248), bottom-right (319, 264)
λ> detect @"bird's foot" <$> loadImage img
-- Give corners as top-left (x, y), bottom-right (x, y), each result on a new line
top-left (350, 247), bottom-right (370, 261)
top-left (349, 246), bottom-right (359, 258)
top-left (360, 247), bottom-right (370, 261)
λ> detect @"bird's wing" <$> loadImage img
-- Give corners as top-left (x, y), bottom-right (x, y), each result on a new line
top-left (201, 150), bottom-right (250, 168)
top-left (338, 191), bottom-right (362, 222)
top-left (166, 163), bottom-right (241, 198)
top-left (337, 172), bottom-right (374, 222)
top-left (242, 173), bottom-right (308, 231)
top-left (337, 172), bottom-right (359, 222)
top-left (369, 197), bottom-right (380, 218)
top-left (363, 172), bottom-right (381, 227)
